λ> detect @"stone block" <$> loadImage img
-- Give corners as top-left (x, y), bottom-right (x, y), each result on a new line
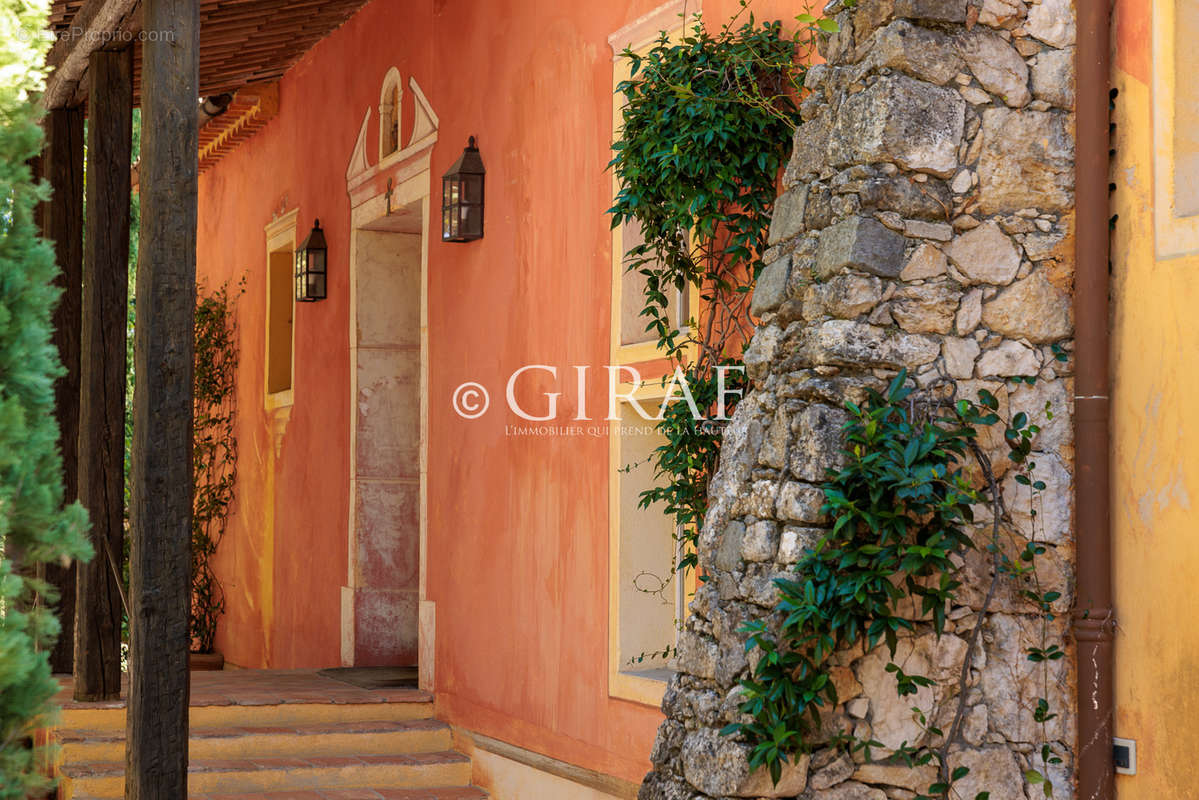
top-left (649, 720), bottom-right (685, 768)
top-left (979, 0), bottom-right (1027, 28)
top-left (1024, 0), bottom-right (1075, 47)
top-left (955, 29), bottom-right (1030, 107)
top-left (777, 526), bottom-right (824, 564)
top-left (900, 243), bottom-right (948, 280)
top-left (787, 112), bottom-right (832, 186)
top-left (890, 280), bottom-right (962, 334)
top-left (942, 336), bottom-right (981, 379)
top-left (769, 186), bottom-right (808, 244)
top-left (805, 185), bottom-right (835, 230)
top-left (815, 216), bottom-right (908, 279)
top-left (681, 728), bottom-right (810, 797)
top-left (854, 633), bottom-right (967, 750)
top-left (744, 323), bottom-right (783, 381)
top-left (1023, 228), bottom-right (1069, 261)
top-left (809, 753), bottom-right (857, 790)
top-left (638, 770), bottom-right (694, 800)
top-left (981, 270), bottom-right (1072, 342)
top-left (812, 272), bottom-right (885, 318)
top-left (777, 481), bottom-right (831, 524)
top-left (854, 0), bottom-right (968, 40)
top-left (759, 408), bottom-right (790, 470)
top-left (356, 349), bottom-right (420, 477)
top-left (857, 175), bottom-right (953, 220)
top-left (978, 108), bottom-right (1074, 213)
top-left (977, 339), bottom-right (1040, 376)
top-left (979, 614), bottom-right (1073, 742)
top-left (354, 479), bottom-right (419, 590)
top-left (1002, 451), bottom-right (1072, 544)
top-left (852, 762), bottom-right (938, 793)
top-left (674, 631), bottom-right (719, 680)
top-left (854, 20), bottom-right (963, 86)
top-left (828, 74), bottom-right (966, 177)
top-left (956, 287), bottom-right (983, 333)
top-left (944, 220), bottom-right (1022, 284)
top-left (1009, 376), bottom-right (1072, 450)
top-left (741, 520), bottom-right (780, 562)
top-left (1031, 47), bottom-right (1076, 109)
top-left (740, 480), bottom-right (779, 519)
top-left (789, 404), bottom-right (851, 482)
top-left (792, 319), bottom-right (941, 369)
top-left (903, 219), bottom-right (953, 241)
top-left (714, 520), bottom-right (746, 572)
top-left (751, 255), bottom-right (792, 317)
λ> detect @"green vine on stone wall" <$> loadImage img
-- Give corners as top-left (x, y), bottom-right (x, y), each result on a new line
top-left (723, 365), bottom-right (1069, 799)
top-left (609, 5), bottom-right (823, 588)
top-left (190, 279), bottom-right (242, 655)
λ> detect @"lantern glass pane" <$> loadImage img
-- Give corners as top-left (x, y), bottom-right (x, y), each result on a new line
top-left (310, 249), bottom-right (326, 275)
top-left (463, 205), bottom-right (482, 239)
top-left (308, 272), bottom-right (326, 300)
top-left (461, 175), bottom-right (482, 203)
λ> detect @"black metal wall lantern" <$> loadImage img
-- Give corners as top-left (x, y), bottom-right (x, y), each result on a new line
top-left (442, 136), bottom-right (485, 242)
top-left (295, 219), bottom-right (328, 302)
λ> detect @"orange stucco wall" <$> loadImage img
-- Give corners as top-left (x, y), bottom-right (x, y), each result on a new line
top-left (1110, 0), bottom-right (1199, 796)
top-left (197, 0), bottom-right (802, 784)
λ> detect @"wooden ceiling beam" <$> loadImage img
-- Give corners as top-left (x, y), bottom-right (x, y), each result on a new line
top-left (46, 0), bottom-right (369, 109)
top-left (43, 0), bottom-right (140, 110)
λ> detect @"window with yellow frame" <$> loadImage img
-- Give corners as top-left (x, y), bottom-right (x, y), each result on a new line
top-left (264, 209), bottom-right (298, 409)
top-left (1153, 0), bottom-right (1199, 256)
top-left (606, 0), bottom-right (702, 706)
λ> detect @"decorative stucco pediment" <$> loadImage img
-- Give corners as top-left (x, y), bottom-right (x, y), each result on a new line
top-left (346, 72), bottom-right (439, 190)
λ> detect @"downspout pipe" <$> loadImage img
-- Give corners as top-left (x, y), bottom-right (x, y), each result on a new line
top-left (1073, 1), bottom-right (1115, 799)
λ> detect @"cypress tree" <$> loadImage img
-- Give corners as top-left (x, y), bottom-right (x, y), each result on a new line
top-left (0, 0), bottom-right (92, 794)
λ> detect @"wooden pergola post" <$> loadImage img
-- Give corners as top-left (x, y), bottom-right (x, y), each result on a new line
top-left (37, 105), bottom-right (85, 676)
top-left (74, 46), bottom-right (132, 702)
top-left (126, 0), bottom-right (200, 794)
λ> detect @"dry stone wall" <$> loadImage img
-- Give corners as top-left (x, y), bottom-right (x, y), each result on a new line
top-left (640, 1), bottom-right (1078, 798)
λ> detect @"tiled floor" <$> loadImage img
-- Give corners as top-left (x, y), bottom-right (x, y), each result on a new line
top-left (54, 669), bottom-right (432, 709)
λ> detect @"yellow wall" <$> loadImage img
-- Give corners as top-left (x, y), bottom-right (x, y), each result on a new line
top-left (1112, 0), bottom-right (1199, 795)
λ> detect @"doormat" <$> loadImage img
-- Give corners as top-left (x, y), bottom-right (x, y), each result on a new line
top-left (317, 666), bottom-right (419, 690)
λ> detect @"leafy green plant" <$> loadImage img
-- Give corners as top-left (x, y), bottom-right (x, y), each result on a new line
top-left (190, 279), bottom-right (241, 654)
top-left (722, 369), bottom-right (1068, 799)
top-left (610, 5), bottom-right (823, 577)
top-left (0, 0), bottom-right (92, 793)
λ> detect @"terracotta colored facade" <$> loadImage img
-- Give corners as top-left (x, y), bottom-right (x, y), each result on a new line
top-left (195, 0), bottom-right (798, 787)
top-left (1111, 0), bottom-right (1199, 796)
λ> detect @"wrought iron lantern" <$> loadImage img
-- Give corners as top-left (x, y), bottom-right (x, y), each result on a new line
top-left (295, 219), bottom-right (328, 302)
top-left (442, 136), bottom-right (485, 242)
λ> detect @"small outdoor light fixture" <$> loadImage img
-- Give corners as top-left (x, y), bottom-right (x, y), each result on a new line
top-left (295, 219), bottom-right (328, 302)
top-left (441, 136), bottom-right (485, 242)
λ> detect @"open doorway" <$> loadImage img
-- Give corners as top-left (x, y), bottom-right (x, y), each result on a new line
top-left (342, 196), bottom-right (425, 668)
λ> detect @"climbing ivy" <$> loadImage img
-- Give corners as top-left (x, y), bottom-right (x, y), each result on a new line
top-left (722, 367), bottom-right (1068, 799)
top-left (609, 4), bottom-right (823, 586)
top-left (190, 279), bottom-right (241, 654)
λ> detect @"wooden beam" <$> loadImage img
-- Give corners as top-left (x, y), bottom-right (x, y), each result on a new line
top-left (38, 106), bottom-right (86, 675)
top-left (43, 0), bottom-right (139, 110)
top-left (126, 0), bottom-right (198, 794)
top-left (74, 46), bottom-right (132, 702)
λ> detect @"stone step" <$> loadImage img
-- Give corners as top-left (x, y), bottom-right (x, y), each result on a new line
top-left (58, 698), bottom-right (435, 733)
top-left (55, 718), bottom-right (453, 764)
top-left (72, 788), bottom-right (488, 800)
top-left (59, 751), bottom-right (473, 799)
